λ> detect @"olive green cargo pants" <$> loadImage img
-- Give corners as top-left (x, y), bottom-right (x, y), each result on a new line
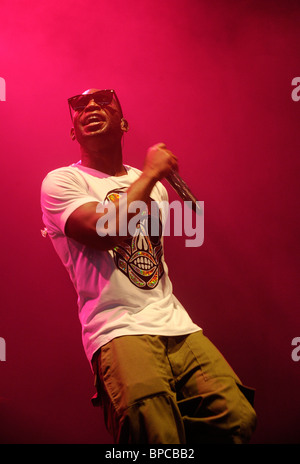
top-left (92, 330), bottom-right (257, 444)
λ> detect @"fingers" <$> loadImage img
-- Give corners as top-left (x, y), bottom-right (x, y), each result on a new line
top-left (153, 142), bottom-right (177, 161)
top-left (161, 145), bottom-right (178, 170)
top-left (144, 142), bottom-right (178, 181)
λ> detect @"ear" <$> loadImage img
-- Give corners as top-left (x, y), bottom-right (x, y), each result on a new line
top-left (70, 127), bottom-right (76, 141)
top-left (120, 118), bottom-right (129, 133)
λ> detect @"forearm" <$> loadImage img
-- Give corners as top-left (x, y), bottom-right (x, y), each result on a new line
top-left (127, 170), bottom-right (158, 203)
top-left (96, 171), bottom-right (158, 247)
top-left (65, 171), bottom-right (158, 251)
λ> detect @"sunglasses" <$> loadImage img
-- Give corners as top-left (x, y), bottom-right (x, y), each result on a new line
top-left (67, 89), bottom-right (123, 117)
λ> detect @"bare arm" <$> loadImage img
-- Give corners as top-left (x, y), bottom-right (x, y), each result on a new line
top-left (65, 143), bottom-right (177, 250)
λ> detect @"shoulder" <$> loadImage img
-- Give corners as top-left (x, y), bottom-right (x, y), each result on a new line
top-left (42, 165), bottom-right (81, 183)
top-left (41, 165), bottom-right (87, 192)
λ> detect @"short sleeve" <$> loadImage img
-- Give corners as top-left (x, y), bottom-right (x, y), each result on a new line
top-left (41, 168), bottom-right (100, 235)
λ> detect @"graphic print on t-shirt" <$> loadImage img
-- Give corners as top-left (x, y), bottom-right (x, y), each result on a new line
top-left (105, 188), bottom-right (164, 289)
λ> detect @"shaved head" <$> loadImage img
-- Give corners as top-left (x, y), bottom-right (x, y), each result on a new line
top-left (82, 88), bottom-right (100, 95)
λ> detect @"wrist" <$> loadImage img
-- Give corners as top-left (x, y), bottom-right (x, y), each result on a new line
top-left (141, 167), bottom-right (160, 185)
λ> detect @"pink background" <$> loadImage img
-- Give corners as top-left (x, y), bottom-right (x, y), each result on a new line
top-left (1, 0), bottom-right (300, 444)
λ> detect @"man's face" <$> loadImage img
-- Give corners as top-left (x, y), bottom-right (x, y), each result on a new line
top-left (70, 88), bottom-right (123, 145)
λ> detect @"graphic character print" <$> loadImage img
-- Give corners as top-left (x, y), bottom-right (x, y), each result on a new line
top-left (105, 188), bottom-right (164, 289)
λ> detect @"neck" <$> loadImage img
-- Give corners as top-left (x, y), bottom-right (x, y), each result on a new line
top-left (79, 139), bottom-right (127, 177)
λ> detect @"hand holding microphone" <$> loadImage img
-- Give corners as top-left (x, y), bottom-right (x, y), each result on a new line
top-left (145, 143), bottom-right (201, 214)
top-left (145, 143), bottom-right (178, 181)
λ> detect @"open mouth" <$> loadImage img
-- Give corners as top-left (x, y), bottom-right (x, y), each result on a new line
top-left (83, 113), bottom-right (105, 126)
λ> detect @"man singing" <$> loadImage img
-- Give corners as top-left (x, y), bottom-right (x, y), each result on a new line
top-left (40, 88), bottom-right (256, 444)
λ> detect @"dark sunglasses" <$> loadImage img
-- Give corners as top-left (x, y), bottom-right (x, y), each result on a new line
top-left (67, 89), bottom-right (123, 117)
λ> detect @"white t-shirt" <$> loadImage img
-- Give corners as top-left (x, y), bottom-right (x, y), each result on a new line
top-left (41, 162), bottom-right (200, 364)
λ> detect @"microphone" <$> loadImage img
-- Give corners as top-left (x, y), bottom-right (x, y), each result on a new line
top-left (166, 170), bottom-right (201, 214)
